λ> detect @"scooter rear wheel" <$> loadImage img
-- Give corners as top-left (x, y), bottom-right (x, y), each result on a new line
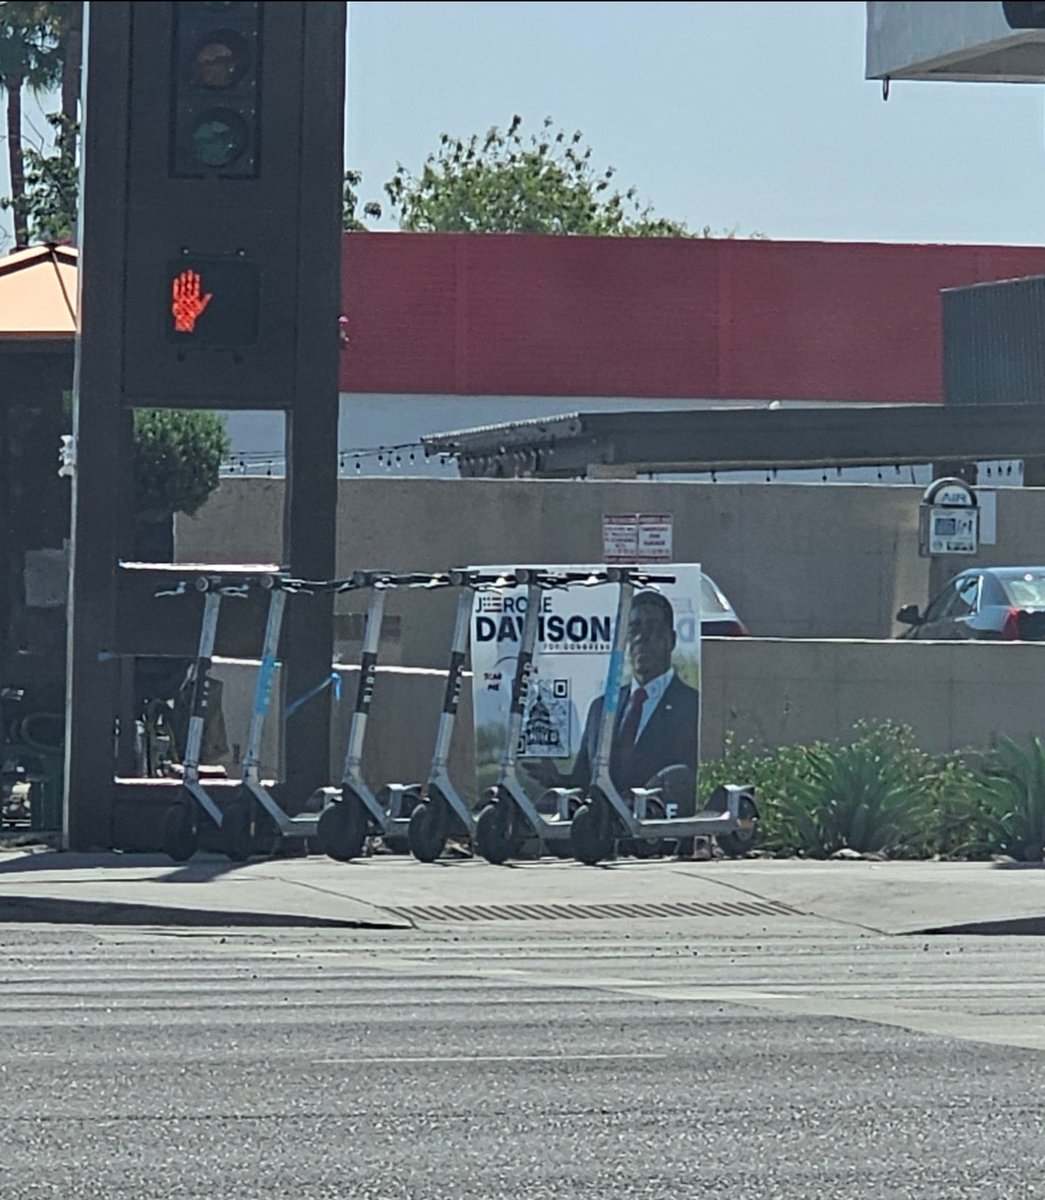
top-left (162, 800), bottom-right (197, 863)
top-left (715, 793), bottom-right (759, 858)
top-left (408, 798), bottom-right (447, 863)
top-left (381, 786), bottom-right (421, 855)
top-left (628, 796), bottom-right (667, 859)
top-left (222, 791), bottom-right (254, 863)
top-left (318, 797), bottom-right (367, 862)
top-left (475, 798), bottom-right (525, 865)
top-left (571, 798), bottom-right (617, 866)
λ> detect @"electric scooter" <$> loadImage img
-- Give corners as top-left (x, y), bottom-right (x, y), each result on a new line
top-left (406, 569), bottom-right (523, 863)
top-left (158, 574), bottom-right (250, 863)
top-left (316, 571), bottom-right (444, 862)
top-left (473, 569), bottom-right (611, 865)
top-left (220, 573), bottom-right (337, 860)
top-left (569, 566), bottom-right (759, 866)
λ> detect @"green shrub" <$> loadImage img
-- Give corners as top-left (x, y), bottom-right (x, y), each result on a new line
top-left (701, 721), bottom-right (983, 860)
top-left (967, 735), bottom-right (1045, 862)
top-left (777, 725), bottom-right (927, 857)
top-left (700, 737), bottom-right (809, 854)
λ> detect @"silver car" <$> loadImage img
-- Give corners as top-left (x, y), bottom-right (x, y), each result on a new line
top-left (897, 567), bottom-right (1045, 641)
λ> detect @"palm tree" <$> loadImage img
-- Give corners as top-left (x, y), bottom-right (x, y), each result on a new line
top-left (37, 0), bottom-right (80, 160)
top-left (0, 2), bottom-right (61, 248)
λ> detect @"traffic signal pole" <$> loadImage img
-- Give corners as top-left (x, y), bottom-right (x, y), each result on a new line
top-left (65, 3), bottom-right (345, 848)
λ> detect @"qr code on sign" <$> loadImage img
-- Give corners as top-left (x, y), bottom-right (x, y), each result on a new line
top-left (521, 678), bottom-right (572, 759)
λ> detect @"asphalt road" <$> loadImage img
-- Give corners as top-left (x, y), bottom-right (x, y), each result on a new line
top-left (3, 921), bottom-right (1045, 1199)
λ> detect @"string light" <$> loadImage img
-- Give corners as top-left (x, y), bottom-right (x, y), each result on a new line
top-left (218, 438), bottom-right (456, 478)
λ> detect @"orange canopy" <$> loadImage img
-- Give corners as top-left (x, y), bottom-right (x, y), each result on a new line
top-left (0, 244), bottom-right (77, 340)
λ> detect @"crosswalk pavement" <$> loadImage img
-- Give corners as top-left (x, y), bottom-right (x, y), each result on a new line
top-left (3, 924), bottom-right (1045, 1198)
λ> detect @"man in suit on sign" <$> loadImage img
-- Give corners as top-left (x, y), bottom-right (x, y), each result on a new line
top-left (527, 589), bottom-right (698, 806)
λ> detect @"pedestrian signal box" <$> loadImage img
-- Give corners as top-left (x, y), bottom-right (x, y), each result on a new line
top-left (167, 257), bottom-right (260, 347)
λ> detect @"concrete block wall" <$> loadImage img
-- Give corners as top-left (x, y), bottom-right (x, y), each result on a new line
top-left (180, 478), bottom-right (1045, 773)
top-left (177, 476), bottom-right (934, 663)
top-left (212, 638), bottom-right (1045, 793)
top-left (702, 637), bottom-right (1045, 757)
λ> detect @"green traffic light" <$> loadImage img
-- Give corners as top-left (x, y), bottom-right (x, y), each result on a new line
top-left (189, 110), bottom-right (249, 168)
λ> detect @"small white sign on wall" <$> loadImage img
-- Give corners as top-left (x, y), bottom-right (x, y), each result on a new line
top-left (602, 513), bottom-right (673, 563)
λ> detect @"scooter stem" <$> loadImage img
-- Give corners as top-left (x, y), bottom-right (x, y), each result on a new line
top-left (591, 574), bottom-right (635, 778)
top-left (241, 587), bottom-right (287, 779)
top-left (183, 590), bottom-right (223, 786)
top-left (431, 588), bottom-right (472, 771)
top-left (343, 585), bottom-right (387, 775)
top-left (502, 580), bottom-right (543, 770)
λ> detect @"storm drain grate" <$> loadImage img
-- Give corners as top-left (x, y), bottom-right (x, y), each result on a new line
top-left (384, 898), bottom-right (800, 924)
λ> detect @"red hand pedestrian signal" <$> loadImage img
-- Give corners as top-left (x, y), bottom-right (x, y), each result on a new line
top-left (171, 269), bottom-right (213, 334)
top-left (165, 256), bottom-right (259, 347)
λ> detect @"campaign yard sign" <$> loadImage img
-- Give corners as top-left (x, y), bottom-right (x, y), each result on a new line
top-left (469, 564), bottom-right (702, 813)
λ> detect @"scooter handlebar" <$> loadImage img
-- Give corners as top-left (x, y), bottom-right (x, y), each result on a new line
top-left (160, 566), bottom-right (680, 599)
top-left (154, 572), bottom-right (289, 598)
top-left (327, 570), bottom-right (456, 592)
top-left (604, 567), bottom-right (677, 587)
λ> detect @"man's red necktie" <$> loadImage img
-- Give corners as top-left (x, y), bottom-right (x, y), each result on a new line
top-left (616, 686), bottom-right (648, 752)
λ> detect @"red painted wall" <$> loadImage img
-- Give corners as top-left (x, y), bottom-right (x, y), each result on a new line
top-left (340, 233), bottom-right (1045, 404)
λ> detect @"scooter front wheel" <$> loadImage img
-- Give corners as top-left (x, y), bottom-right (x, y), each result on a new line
top-left (319, 797), bottom-right (367, 862)
top-left (571, 798), bottom-right (616, 866)
top-left (475, 797), bottom-right (525, 865)
top-left (162, 799), bottom-right (197, 863)
top-left (408, 798), bottom-right (447, 863)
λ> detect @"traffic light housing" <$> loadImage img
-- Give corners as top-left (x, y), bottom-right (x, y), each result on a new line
top-left (170, 3), bottom-right (262, 179)
top-left (67, 2), bottom-right (344, 849)
top-left (86, 2), bottom-right (344, 409)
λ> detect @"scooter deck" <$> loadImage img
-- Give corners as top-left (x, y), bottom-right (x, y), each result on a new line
top-left (277, 813), bottom-right (320, 838)
top-left (622, 810), bottom-right (746, 840)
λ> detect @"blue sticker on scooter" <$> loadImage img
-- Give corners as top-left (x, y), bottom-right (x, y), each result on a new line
top-left (253, 658), bottom-right (277, 717)
top-left (603, 649), bottom-right (625, 714)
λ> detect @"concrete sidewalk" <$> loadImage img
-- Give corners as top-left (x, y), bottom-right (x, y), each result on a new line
top-left (1, 847), bottom-right (1044, 934)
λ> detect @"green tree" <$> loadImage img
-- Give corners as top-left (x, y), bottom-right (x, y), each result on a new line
top-left (16, 111), bottom-right (75, 241)
top-left (47, 0), bottom-right (79, 154)
top-left (132, 410), bottom-right (231, 523)
top-left (0, 1), bottom-right (62, 248)
top-left (382, 115), bottom-right (693, 237)
top-left (0, 2), bottom-right (78, 243)
top-left (342, 168), bottom-right (382, 232)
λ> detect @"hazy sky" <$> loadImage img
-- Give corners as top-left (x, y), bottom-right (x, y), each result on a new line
top-left (5, 2), bottom-right (1045, 249)
top-left (346, 0), bottom-right (1045, 245)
